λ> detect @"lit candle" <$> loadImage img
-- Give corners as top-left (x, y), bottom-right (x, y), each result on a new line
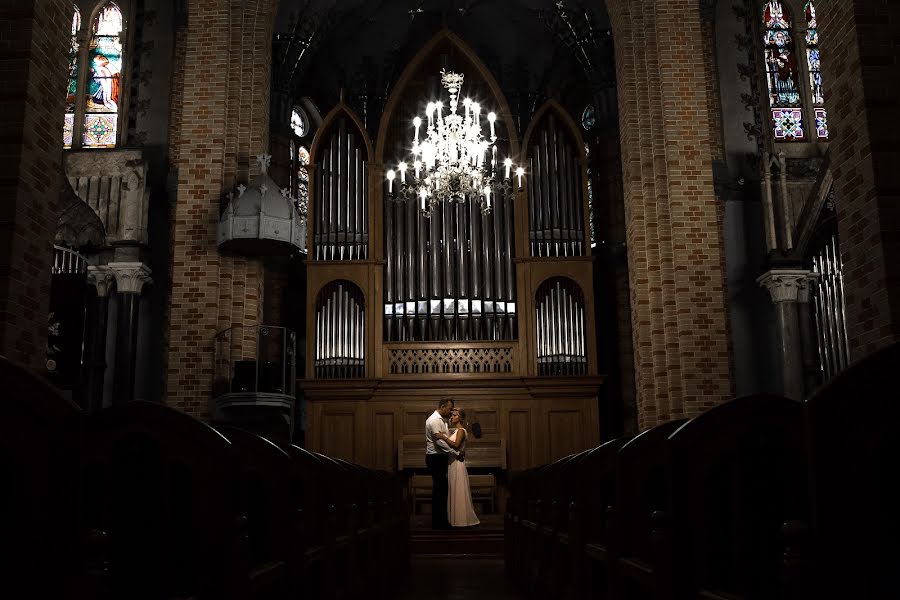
top-left (420, 188), bottom-right (427, 210)
top-left (413, 116), bottom-right (421, 144)
top-left (488, 112), bottom-right (496, 139)
top-left (414, 160), bottom-right (421, 178)
top-left (483, 185), bottom-right (492, 207)
top-left (386, 169), bottom-right (395, 193)
top-left (464, 97), bottom-right (471, 122)
top-left (426, 102), bottom-right (434, 128)
top-left (516, 167), bottom-right (524, 188)
top-left (436, 101), bottom-right (443, 124)
top-left (398, 162), bottom-right (407, 183)
top-left (504, 157), bottom-right (512, 179)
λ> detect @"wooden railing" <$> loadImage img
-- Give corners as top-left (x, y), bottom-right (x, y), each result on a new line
top-left (384, 340), bottom-right (518, 377)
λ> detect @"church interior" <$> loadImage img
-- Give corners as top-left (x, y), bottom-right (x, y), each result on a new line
top-left (1, 0), bottom-right (898, 598)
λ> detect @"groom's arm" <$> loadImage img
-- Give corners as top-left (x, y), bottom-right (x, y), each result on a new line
top-left (426, 420), bottom-right (459, 456)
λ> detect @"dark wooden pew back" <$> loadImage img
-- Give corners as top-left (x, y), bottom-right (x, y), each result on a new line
top-left (806, 342), bottom-right (900, 598)
top-left (0, 358), bottom-right (82, 596)
top-left (668, 394), bottom-right (805, 600)
top-left (80, 401), bottom-right (241, 600)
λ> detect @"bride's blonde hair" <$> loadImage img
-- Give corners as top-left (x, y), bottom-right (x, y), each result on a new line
top-left (455, 408), bottom-right (469, 430)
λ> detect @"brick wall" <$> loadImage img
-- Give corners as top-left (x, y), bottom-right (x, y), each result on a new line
top-left (0, 0), bottom-right (69, 370)
top-left (817, 0), bottom-right (900, 357)
top-left (609, 0), bottom-right (733, 429)
top-left (164, 0), bottom-right (277, 417)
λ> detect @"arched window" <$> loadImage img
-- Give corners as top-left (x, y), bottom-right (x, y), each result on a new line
top-left (296, 145), bottom-right (310, 218)
top-left (805, 1), bottom-right (828, 138)
top-left (63, 6), bottom-right (81, 148)
top-left (63, 2), bottom-right (125, 149)
top-left (763, 1), bottom-right (803, 140)
top-left (84, 2), bottom-right (124, 147)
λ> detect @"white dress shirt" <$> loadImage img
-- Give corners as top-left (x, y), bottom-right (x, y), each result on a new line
top-left (425, 410), bottom-right (458, 456)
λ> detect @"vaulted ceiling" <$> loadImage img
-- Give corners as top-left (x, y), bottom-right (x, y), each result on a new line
top-left (273, 0), bottom-right (614, 135)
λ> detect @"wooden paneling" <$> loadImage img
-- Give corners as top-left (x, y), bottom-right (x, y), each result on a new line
top-left (372, 411), bottom-right (395, 471)
top-left (472, 408), bottom-right (499, 434)
top-left (547, 409), bottom-right (584, 462)
top-left (404, 408), bottom-right (432, 435)
top-left (506, 408), bottom-right (533, 472)
top-left (319, 407), bottom-right (359, 462)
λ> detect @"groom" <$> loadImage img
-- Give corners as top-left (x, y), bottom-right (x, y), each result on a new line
top-left (425, 397), bottom-right (461, 530)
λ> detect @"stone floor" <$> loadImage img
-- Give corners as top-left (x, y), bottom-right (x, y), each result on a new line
top-left (400, 556), bottom-right (522, 599)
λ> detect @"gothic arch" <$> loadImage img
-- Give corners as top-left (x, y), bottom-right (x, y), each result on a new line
top-left (374, 29), bottom-right (521, 163)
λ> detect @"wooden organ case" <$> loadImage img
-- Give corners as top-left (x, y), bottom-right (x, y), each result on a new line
top-left (302, 32), bottom-right (602, 506)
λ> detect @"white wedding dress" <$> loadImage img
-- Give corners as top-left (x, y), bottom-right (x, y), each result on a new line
top-left (447, 428), bottom-right (480, 527)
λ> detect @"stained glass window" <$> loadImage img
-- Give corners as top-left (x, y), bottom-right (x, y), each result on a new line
top-left (805, 1), bottom-right (828, 138)
top-left (63, 7), bottom-right (80, 148)
top-left (585, 142), bottom-right (595, 248)
top-left (581, 105), bottom-right (596, 131)
top-left (296, 146), bottom-right (310, 218)
top-left (291, 108), bottom-right (308, 138)
top-left (763, 1), bottom-right (803, 140)
top-left (83, 3), bottom-right (123, 147)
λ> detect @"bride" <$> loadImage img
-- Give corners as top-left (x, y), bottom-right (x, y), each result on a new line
top-left (436, 408), bottom-right (480, 527)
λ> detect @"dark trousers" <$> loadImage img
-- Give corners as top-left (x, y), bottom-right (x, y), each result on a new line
top-left (426, 453), bottom-right (450, 529)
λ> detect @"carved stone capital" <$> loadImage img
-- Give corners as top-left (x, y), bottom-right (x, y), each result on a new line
top-left (757, 269), bottom-right (816, 304)
top-left (108, 262), bottom-right (152, 295)
top-left (86, 266), bottom-right (116, 297)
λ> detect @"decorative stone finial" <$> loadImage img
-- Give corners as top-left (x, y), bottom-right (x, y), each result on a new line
top-left (256, 153), bottom-right (272, 175)
top-left (237, 184), bottom-right (247, 198)
top-left (259, 183), bottom-right (268, 197)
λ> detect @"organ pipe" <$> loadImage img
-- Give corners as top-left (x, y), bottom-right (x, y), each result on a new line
top-left (315, 280), bottom-right (365, 379)
top-left (528, 113), bottom-right (586, 257)
top-left (382, 182), bottom-right (517, 342)
top-left (535, 277), bottom-right (587, 376)
top-left (313, 116), bottom-right (369, 261)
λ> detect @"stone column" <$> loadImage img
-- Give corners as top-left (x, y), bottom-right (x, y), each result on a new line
top-left (109, 263), bottom-right (152, 403)
top-left (758, 270), bottom-right (814, 400)
top-left (796, 274), bottom-right (820, 395)
top-left (85, 266), bottom-right (115, 412)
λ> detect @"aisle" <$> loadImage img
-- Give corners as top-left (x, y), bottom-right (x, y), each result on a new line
top-left (401, 556), bottom-right (522, 599)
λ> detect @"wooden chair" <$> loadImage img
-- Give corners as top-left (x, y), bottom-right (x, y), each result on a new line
top-left (667, 394), bottom-right (805, 600)
top-left (805, 342), bottom-right (900, 599)
top-left (0, 357), bottom-right (82, 598)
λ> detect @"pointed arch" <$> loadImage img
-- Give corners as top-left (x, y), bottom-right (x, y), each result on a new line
top-left (374, 29), bottom-right (520, 162)
top-left (309, 102), bottom-right (372, 261)
top-left (804, 0), bottom-right (827, 138)
top-left (82, 1), bottom-right (125, 147)
top-left (522, 100), bottom-right (590, 257)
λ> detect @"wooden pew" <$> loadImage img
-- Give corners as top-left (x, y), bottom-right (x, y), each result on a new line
top-left (278, 443), bottom-right (338, 599)
top-left (567, 435), bottom-right (633, 599)
top-left (805, 342), bottom-right (900, 599)
top-left (667, 394), bottom-right (805, 600)
top-left (611, 420), bottom-right (686, 600)
top-left (0, 357), bottom-right (82, 598)
top-left (79, 400), bottom-right (244, 600)
top-left (216, 426), bottom-right (301, 599)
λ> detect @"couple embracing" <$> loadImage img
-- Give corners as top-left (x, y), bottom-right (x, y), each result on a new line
top-left (424, 397), bottom-right (480, 529)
